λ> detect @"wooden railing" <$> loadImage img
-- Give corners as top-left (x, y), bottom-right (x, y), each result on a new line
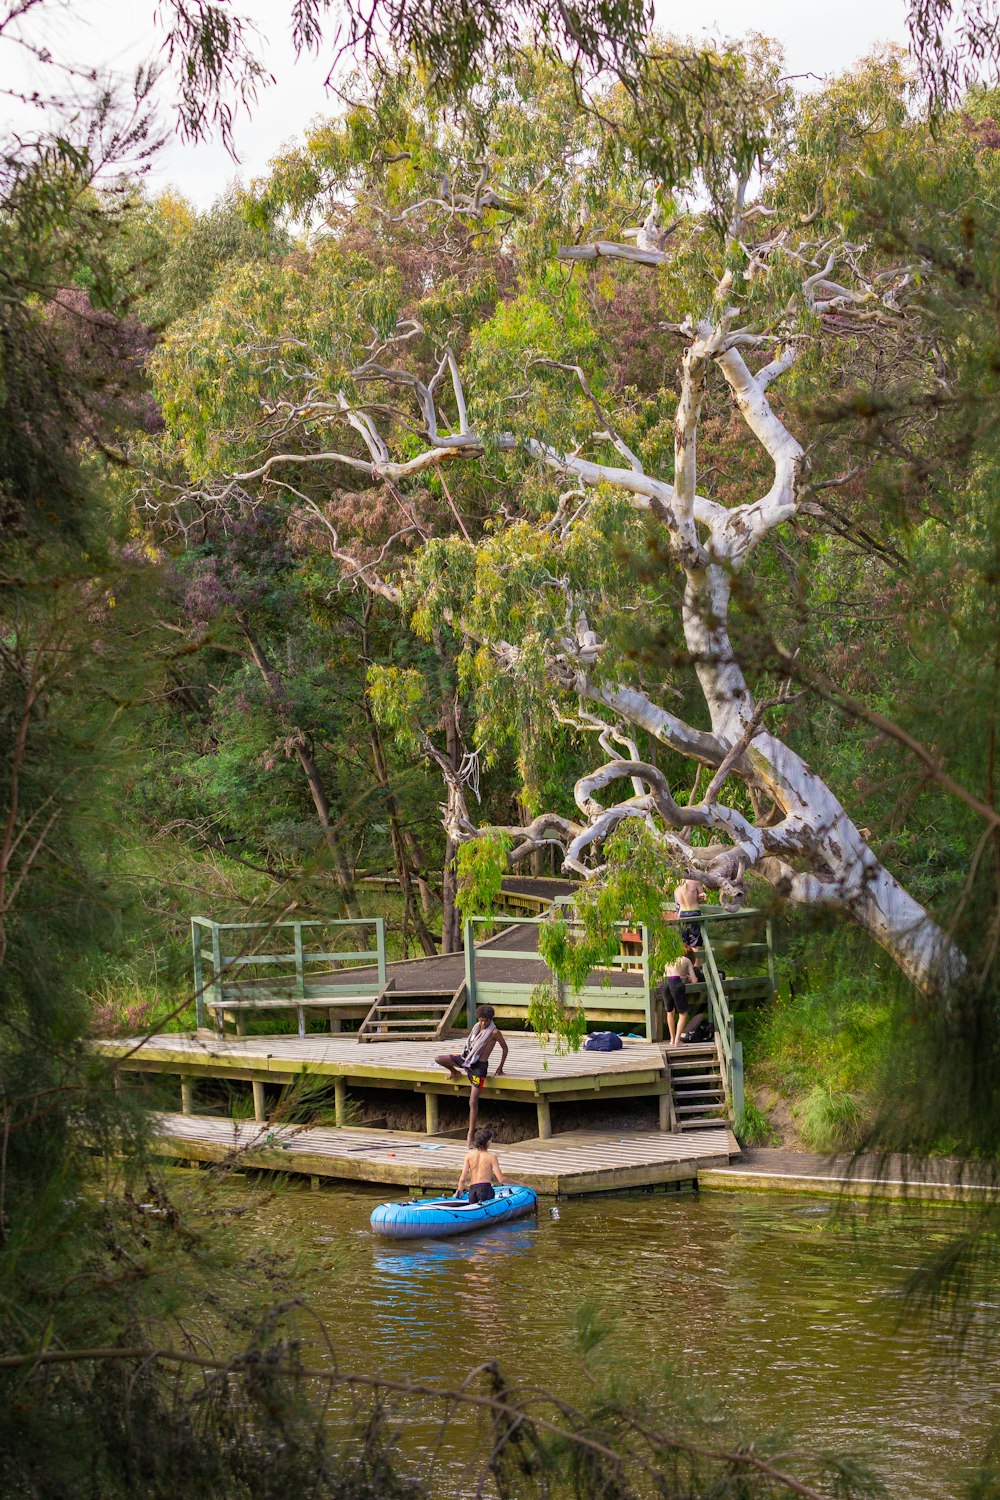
top-left (700, 923), bottom-right (745, 1119)
top-left (191, 916), bottom-right (386, 1027)
top-left (463, 914), bottom-right (654, 1036)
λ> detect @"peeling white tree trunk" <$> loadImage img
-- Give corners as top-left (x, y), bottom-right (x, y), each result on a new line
top-left (201, 233), bottom-right (967, 994)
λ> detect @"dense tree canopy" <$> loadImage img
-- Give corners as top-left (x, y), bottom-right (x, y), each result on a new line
top-left (136, 50), bottom-right (1000, 992)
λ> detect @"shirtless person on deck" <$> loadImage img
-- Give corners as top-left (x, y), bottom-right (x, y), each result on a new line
top-left (674, 876), bottom-right (706, 958)
top-left (435, 1005), bottom-right (509, 1145)
top-left (455, 1127), bottom-right (505, 1203)
top-left (661, 954), bottom-right (698, 1046)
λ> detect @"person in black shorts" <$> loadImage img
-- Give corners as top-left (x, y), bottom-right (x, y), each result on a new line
top-left (435, 1004), bottom-right (509, 1144)
top-left (657, 955), bottom-right (697, 1046)
top-left (456, 1127), bottom-right (505, 1203)
top-left (674, 876), bottom-right (706, 958)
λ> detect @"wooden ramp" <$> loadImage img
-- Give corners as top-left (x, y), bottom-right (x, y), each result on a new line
top-left (151, 1113), bottom-right (736, 1196)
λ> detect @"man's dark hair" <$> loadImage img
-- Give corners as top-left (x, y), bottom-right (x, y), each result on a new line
top-left (476, 1004), bottom-right (495, 1021)
top-left (472, 1128), bottom-right (493, 1150)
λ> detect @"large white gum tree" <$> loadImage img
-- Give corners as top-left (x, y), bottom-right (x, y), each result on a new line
top-left (148, 48), bottom-right (983, 990)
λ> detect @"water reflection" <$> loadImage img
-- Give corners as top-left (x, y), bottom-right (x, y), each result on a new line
top-left (373, 1219), bottom-right (538, 1278)
top-left (219, 1182), bottom-right (998, 1499)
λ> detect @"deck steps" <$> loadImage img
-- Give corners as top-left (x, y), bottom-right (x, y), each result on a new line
top-left (664, 1041), bottom-right (728, 1132)
top-left (357, 978), bottom-right (467, 1043)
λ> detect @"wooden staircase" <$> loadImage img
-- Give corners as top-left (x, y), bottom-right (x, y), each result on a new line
top-left (664, 1042), bottom-right (729, 1131)
top-left (357, 980), bottom-right (467, 1043)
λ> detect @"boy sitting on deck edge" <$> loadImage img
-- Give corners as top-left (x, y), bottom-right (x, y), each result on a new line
top-left (435, 1004), bottom-right (508, 1146)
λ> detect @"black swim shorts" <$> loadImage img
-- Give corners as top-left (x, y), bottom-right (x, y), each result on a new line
top-left (665, 975), bottom-right (687, 1012)
top-left (466, 1058), bottom-right (489, 1087)
top-left (467, 1181), bottom-right (495, 1204)
top-left (679, 910), bottom-right (702, 948)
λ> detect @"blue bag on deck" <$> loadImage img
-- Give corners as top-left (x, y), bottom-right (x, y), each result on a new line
top-left (583, 1031), bottom-right (623, 1052)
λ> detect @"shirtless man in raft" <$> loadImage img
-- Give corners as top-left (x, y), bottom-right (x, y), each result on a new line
top-left (455, 1127), bottom-right (505, 1203)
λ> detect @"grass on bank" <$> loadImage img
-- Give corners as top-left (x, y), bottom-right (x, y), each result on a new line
top-left (741, 926), bottom-right (896, 1153)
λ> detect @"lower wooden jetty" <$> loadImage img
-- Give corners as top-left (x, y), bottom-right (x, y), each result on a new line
top-left (149, 1112), bottom-right (736, 1196)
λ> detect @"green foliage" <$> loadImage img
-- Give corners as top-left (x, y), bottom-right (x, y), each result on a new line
top-left (110, 188), bottom-right (289, 331)
top-left (573, 823), bottom-right (685, 980)
top-left (456, 831), bottom-right (513, 918)
top-left (526, 981), bottom-right (588, 1058)
top-left (367, 664), bottom-right (428, 755)
top-left (796, 1085), bottom-right (866, 1154)
top-left (734, 1098), bottom-right (779, 1148)
top-left (538, 915), bottom-right (617, 993)
top-left (533, 824), bottom-right (686, 1051)
top-left (405, 537), bottom-right (477, 641)
top-left (744, 929), bottom-right (893, 1110)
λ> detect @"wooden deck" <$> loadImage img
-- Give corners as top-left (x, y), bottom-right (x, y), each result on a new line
top-left (151, 1112), bottom-right (737, 1196)
top-left (99, 1031), bottom-right (676, 1138)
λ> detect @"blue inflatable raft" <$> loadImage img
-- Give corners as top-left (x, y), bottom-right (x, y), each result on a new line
top-left (371, 1184), bottom-right (538, 1239)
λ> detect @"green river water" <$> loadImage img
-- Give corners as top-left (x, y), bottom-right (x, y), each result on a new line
top-left (220, 1179), bottom-right (998, 1498)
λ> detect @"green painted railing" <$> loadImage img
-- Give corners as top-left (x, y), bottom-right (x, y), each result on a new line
top-left (191, 916), bottom-right (386, 1027)
top-left (463, 914), bottom-right (654, 1037)
top-left (461, 905), bottom-right (775, 1050)
top-left (700, 924), bottom-right (745, 1119)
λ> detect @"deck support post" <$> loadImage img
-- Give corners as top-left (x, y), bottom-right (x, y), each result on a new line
top-left (180, 1077), bottom-right (194, 1115)
top-left (328, 1010), bottom-right (342, 1033)
top-left (536, 1098), bottom-right (552, 1140)
top-left (235, 1011), bottom-right (247, 1036)
top-left (731, 1039), bottom-right (745, 1120)
top-left (251, 1079), bottom-right (267, 1123)
top-left (424, 1092), bottom-right (440, 1135)
top-left (658, 1091), bottom-right (670, 1133)
top-left (641, 923), bottom-right (654, 1041)
top-left (334, 1077), bottom-right (347, 1127)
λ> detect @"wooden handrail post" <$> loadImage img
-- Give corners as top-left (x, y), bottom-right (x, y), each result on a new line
top-left (702, 927), bottom-right (736, 1106)
top-left (375, 918), bottom-right (386, 989)
top-left (192, 919), bottom-right (205, 1029)
top-left (463, 920), bottom-right (477, 1025)
top-left (293, 923), bottom-right (305, 1000)
top-left (210, 922), bottom-right (223, 1011)
top-left (640, 923), bottom-right (653, 1041)
top-left (731, 1038), bottom-right (745, 1119)
top-left (766, 916), bottom-right (777, 998)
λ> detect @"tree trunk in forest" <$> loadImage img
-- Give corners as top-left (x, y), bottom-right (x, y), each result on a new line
top-left (439, 685), bottom-right (465, 954)
top-left (361, 694), bottom-right (439, 956)
top-left (440, 833), bottom-right (461, 953)
top-left (238, 619), bottom-right (362, 918)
